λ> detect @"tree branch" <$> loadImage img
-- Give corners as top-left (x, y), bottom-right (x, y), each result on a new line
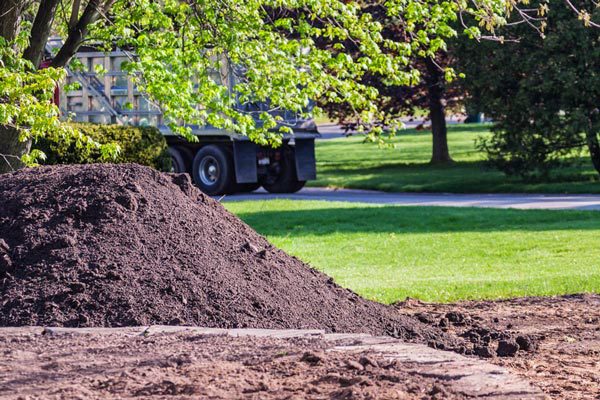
top-left (69, 0), bottom-right (81, 31)
top-left (51, 0), bottom-right (115, 68)
top-left (23, 0), bottom-right (61, 68)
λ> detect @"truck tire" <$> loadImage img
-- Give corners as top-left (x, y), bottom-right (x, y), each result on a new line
top-left (168, 147), bottom-right (187, 173)
top-left (168, 146), bottom-right (194, 174)
top-left (177, 146), bottom-right (194, 173)
top-left (192, 145), bottom-right (235, 195)
top-left (262, 148), bottom-right (306, 194)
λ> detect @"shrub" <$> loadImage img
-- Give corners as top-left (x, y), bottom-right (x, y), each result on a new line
top-left (35, 123), bottom-right (172, 172)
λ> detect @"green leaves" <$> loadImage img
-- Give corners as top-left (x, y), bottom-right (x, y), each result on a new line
top-left (86, 0), bottom-right (477, 145)
top-left (1, 40), bottom-right (62, 141)
top-left (1, 0), bottom-right (555, 159)
top-left (0, 35), bottom-right (119, 166)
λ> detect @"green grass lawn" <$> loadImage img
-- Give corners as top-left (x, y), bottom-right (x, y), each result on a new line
top-left (312, 123), bottom-right (600, 193)
top-left (226, 199), bottom-right (600, 303)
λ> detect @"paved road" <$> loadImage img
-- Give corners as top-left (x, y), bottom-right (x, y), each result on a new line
top-left (224, 187), bottom-right (600, 210)
top-left (316, 118), bottom-right (465, 139)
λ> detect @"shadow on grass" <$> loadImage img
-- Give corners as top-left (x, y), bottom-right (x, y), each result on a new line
top-left (235, 205), bottom-right (600, 236)
top-left (315, 159), bottom-right (600, 194)
top-left (319, 160), bottom-right (492, 173)
top-left (397, 122), bottom-right (494, 135)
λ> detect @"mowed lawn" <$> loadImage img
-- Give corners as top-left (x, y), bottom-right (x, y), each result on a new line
top-left (312, 124), bottom-right (600, 193)
top-left (226, 200), bottom-right (600, 303)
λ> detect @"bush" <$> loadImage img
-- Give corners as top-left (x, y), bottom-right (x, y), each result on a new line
top-left (35, 123), bottom-right (172, 172)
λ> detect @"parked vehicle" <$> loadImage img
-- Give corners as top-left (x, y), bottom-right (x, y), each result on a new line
top-left (50, 41), bottom-right (318, 195)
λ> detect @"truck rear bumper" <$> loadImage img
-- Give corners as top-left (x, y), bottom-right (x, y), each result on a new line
top-left (232, 139), bottom-right (316, 184)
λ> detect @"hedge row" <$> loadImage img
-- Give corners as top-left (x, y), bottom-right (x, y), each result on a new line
top-left (35, 123), bottom-right (172, 172)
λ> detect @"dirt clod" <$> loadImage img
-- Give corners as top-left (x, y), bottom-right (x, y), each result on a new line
top-left (474, 345), bottom-right (496, 358)
top-left (445, 312), bottom-right (466, 325)
top-left (516, 335), bottom-right (536, 352)
top-left (496, 340), bottom-right (520, 357)
top-left (344, 359), bottom-right (364, 371)
top-left (359, 355), bottom-right (379, 368)
top-left (301, 351), bottom-right (325, 365)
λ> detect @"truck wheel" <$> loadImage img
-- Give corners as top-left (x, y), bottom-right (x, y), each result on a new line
top-left (192, 145), bottom-right (235, 195)
top-left (177, 147), bottom-right (194, 173)
top-left (262, 148), bottom-right (306, 194)
top-left (168, 147), bottom-right (187, 173)
top-left (168, 146), bottom-right (194, 174)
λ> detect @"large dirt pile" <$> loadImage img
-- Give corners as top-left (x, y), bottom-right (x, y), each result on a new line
top-left (0, 164), bottom-right (439, 340)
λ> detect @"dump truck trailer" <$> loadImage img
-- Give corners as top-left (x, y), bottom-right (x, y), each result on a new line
top-left (51, 42), bottom-right (318, 195)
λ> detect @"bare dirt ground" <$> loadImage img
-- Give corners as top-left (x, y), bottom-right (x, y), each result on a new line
top-left (1, 295), bottom-right (596, 399)
top-left (398, 294), bottom-right (600, 399)
top-left (0, 333), bottom-right (472, 400)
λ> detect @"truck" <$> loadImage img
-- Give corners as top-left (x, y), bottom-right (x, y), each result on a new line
top-left (50, 41), bottom-right (319, 195)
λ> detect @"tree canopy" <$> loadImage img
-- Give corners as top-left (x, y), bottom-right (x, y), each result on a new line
top-left (455, 0), bottom-right (600, 177)
top-left (316, 3), bottom-right (462, 163)
top-left (0, 0), bottom-right (593, 171)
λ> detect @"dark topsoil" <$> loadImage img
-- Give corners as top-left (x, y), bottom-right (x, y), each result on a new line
top-left (0, 163), bottom-right (443, 342)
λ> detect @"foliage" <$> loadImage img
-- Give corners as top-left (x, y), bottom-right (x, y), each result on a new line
top-left (35, 123), bottom-right (171, 171)
top-left (317, 3), bottom-right (462, 141)
top-left (227, 199), bottom-right (600, 302)
top-left (454, 1), bottom-right (600, 177)
top-left (0, 32), bottom-right (62, 142)
top-left (0, 31), bottom-right (119, 167)
top-left (88, 0), bottom-right (463, 144)
top-left (0, 0), bottom-right (568, 169)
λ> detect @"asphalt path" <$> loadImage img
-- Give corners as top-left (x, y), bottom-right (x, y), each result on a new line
top-left (223, 187), bottom-right (600, 211)
top-left (316, 118), bottom-right (465, 139)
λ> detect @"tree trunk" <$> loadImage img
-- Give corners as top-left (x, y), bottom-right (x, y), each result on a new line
top-left (424, 57), bottom-right (453, 164)
top-left (0, 126), bottom-right (31, 174)
top-left (0, 0), bottom-right (25, 42)
top-left (586, 130), bottom-right (600, 175)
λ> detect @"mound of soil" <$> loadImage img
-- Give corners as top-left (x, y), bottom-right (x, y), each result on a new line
top-left (0, 164), bottom-right (441, 341)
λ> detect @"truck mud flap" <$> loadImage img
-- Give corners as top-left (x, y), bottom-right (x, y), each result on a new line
top-left (294, 139), bottom-right (316, 181)
top-left (233, 141), bottom-right (258, 183)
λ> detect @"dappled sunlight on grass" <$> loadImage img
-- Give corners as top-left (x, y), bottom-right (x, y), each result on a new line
top-left (312, 123), bottom-right (600, 193)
